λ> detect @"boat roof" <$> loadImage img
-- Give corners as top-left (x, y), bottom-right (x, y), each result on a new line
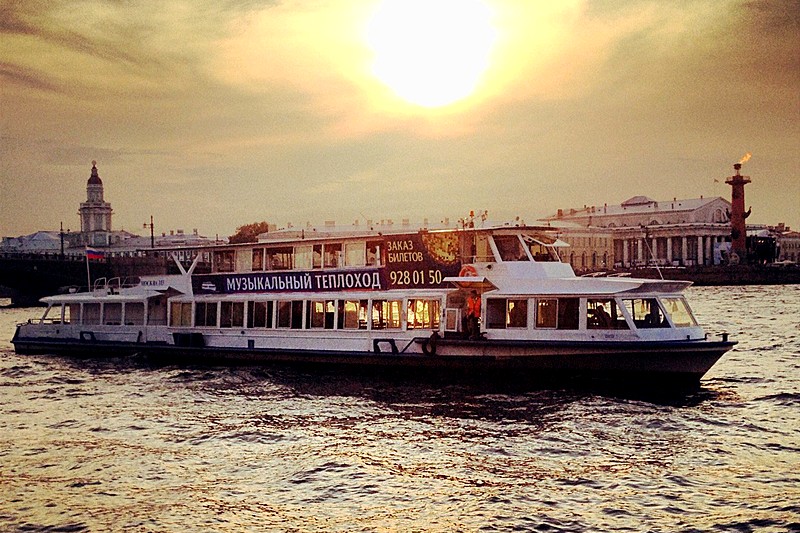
top-left (486, 277), bottom-right (692, 296)
top-left (208, 224), bottom-right (562, 248)
top-left (41, 290), bottom-right (165, 304)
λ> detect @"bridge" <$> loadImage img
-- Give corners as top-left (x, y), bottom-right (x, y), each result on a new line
top-left (0, 253), bottom-right (170, 306)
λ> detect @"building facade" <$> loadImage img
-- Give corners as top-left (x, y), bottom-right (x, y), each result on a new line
top-left (543, 196), bottom-right (733, 269)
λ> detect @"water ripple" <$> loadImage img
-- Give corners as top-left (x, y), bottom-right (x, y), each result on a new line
top-left (1, 286), bottom-right (799, 531)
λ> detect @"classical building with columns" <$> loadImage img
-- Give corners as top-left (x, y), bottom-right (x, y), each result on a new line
top-left (542, 195), bottom-right (733, 270)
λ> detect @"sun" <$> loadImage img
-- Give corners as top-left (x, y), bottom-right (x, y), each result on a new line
top-left (365, 0), bottom-right (497, 108)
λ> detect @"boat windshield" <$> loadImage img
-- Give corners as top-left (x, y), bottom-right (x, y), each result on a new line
top-left (661, 297), bottom-right (698, 327)
top-left (522, 235), bottom-right (561, 262)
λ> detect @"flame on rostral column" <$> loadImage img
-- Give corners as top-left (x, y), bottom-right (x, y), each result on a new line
top-left (738, 152), bottom-right (752, 165)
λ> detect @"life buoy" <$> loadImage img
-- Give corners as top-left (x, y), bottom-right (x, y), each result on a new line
top-left (422, 331), bottom-right (439, 356)
top-left (459, 265), bottom-right (478, 277)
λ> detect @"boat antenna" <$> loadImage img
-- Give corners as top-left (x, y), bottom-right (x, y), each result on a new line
top-left (640, 225), bottom-right (664, 280)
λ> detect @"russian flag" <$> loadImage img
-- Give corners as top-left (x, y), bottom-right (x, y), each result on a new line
top-left (86, 247), bottom-right (105, 260)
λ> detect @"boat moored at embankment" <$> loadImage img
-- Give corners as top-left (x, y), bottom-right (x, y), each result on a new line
top-left (12, 222), bottom-right (736, 387)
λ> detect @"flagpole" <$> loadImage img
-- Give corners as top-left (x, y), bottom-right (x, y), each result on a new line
top-left (85, 246), bottom-right (91, 292)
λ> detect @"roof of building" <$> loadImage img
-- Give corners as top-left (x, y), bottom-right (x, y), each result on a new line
top-left (542, 196), bottom-right (728, 221)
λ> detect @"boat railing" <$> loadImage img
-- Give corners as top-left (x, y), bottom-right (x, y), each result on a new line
top-left (92, 276), bottom-right (142, 293)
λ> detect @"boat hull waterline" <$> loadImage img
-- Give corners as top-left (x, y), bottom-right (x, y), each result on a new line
top-left (12, 329), bottom-right (734, 385)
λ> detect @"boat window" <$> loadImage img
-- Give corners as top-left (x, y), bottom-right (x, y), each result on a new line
top-left (252, 248), bottom-right (264, 271)
top-left (277, 301), bottom-right (292, 328)
top-left (407, 299), bottom-right (440, 330)
top-left (170, 302), bottom-right (192, 327)
top-left (557, 298), bottom-right (580, 330)
top-left (587, 299), bottom-right (629, 330)
top-left (104, 302), bottom-right (122, 325)
top-left (220, 302), bottom-right (245, 328)
top-left (624, 298), bottom-right (669, 328)
top-left (367, 241), bottom-right (382, 266)
top-left (475, 233), bottom-right (492, 262)
top-left (195, 301), bottom-right (218, 327)
top-left (307, 300), bottom-right (335, 329)
top-left (313, 244), bottom-right (323, 269)
top-left (508, 299), bottom-right (528, 328)
top-left (494, 235), bottom-right (526, 261)
top-left (661, 297), bottom-right (697, 327)
top-left (337, 299), bottom-right (368, 329)
top-left (267, 247), bottom-right (293, 270)
top-left (247, 301), bottom-right (273, 328)
top-left (461, 233), bottom-right (493, 263)
top-left (40, 305), bottom-right (56, 323)
top-left (486, 299), bottom-right (507, 329)
top-left (536, 299), bottom-right (557, 328)
top-left (68, 304), bottom-right (80, 325)
top-left (214, 250), bottom-right (235, 273)
top-left (84, 303), bottom-right (101, 325)
top-left (372, 299), bottom-right (402, 329)
top-left (295, 245), bottom-right (313, 270)
top-left (535, 298), bottom-right (578, 329)
top-left (324, 243), bottom-right (342, 268)
top-left (291, 301), bottom-right (304, 329)
top-left (345, 242), bottom-right (366, 267)
top-left (148, 296), bottom-right (168, 326)
top-left (125, 302), bottom-right (145, 325)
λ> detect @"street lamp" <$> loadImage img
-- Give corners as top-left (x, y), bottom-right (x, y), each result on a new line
top-left (143, 215), bottom-right (154, 249)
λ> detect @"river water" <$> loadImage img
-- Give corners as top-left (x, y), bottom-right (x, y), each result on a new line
top-left (0, 286), bottom-right (798, 532)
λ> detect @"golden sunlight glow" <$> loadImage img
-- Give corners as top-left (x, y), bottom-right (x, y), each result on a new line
top-left (365, 0), bottom-right (497, 108)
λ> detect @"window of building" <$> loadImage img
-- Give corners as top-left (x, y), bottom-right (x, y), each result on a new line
top-left (194, 301), bottom-right (218, 327)
top-left (372, 299), bottom-right (402, 329)
top-left (661, 297), bottom-right (697, 327)
top-left (247, 301), bottom-right (273, 328)
top-left (220, 301), bottom-right (245, 328)
top-left (338, 300), bottom-right (368, 329)
top-left (587, 299), bottom-right (628, 330)
top-left (407, 299), bottom-right (440, 330)
top-left (625, 298), bottom-right (669, 328)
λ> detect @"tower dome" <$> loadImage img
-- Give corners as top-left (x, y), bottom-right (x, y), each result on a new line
top-left (88, 160), bottom-right (103, 185)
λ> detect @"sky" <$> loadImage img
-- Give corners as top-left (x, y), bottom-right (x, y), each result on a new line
top-left (1, 0), bottom-right (798, 240)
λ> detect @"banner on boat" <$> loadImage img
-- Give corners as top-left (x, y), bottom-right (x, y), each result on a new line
top-left (383, 233), bottom-right (461, 289)
top-left (193, 268), bottom-right (384, 295)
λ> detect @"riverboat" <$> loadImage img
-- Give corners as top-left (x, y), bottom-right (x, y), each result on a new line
top-left (12, 222), bottom-right (735, 386)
